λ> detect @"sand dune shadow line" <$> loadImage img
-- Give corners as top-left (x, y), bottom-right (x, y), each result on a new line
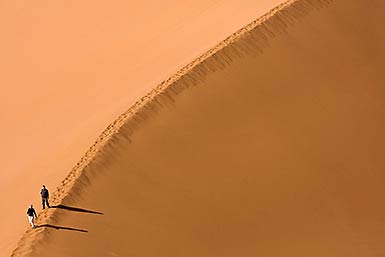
top-left (36, 224), bottom-right (88, 233)
top-left (51, 205), bottom-right (103, 215)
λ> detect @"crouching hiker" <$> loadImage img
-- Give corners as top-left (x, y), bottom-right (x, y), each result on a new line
top-left (27, 205), bottom-right (37, 228)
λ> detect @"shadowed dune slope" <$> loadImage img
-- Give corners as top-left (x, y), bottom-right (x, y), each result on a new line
top-left (13, 0), bottom-right (385, 256)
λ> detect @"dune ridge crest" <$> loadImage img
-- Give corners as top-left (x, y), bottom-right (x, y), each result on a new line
top-left (11, 0), bottom-right (333, 255)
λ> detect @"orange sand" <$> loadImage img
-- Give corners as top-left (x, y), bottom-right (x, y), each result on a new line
top-left (6, 0), bottom-right (385, 256)
top-left (0, 0), bottom-right (283, 256)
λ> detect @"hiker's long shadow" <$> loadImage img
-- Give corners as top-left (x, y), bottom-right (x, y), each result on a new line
top-left (36, 224), bottom-right (88, 233)
top-left (51, 205), bottom-right (103, 215)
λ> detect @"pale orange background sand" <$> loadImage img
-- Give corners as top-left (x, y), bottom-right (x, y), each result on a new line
top-left (0, 0), bottom-right (284, 256)
top-left (9, 0), bottom-right (385, 256)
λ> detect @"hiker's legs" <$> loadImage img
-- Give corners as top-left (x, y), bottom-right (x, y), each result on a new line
top-left (42, 198), bottom-right (50, 209)
top-left (28, 216), bottom-right (35, 228)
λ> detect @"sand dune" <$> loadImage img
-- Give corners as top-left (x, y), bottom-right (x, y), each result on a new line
top-left (10, 0), bottom-right (385, 256)
top-left (0, 0), bottom-right (283, 256)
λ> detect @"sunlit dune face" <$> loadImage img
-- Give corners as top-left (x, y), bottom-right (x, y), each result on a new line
top-left (0, 1), bottom-right (285, 256)
top-left (10, 0), bottom-right (385, 256)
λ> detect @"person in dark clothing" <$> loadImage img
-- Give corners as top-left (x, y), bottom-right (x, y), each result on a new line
top-left (27, 205), bottom-right (38, 228)
top-left (40, 185), bottom-right (50, 209)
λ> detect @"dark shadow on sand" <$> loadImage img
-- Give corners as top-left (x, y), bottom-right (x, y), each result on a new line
top-left (36, 224), bottom-right (88, 233)
top-left (51, 205), bottom-right (103, 215)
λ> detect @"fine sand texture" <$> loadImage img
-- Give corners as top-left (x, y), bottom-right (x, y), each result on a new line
top-left (0, 0), bottom-right (284, 256)
top-left (12, 0), bottom-right (385, 256)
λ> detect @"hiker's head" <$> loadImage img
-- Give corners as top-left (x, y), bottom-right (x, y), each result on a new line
top-left (30, 204), bottom-right (33, 208)
top-left (42, 185), bottom-right (45, 188)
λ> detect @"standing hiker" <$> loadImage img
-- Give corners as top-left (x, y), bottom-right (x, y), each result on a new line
top-left (40, 185), bottom-right (50, 209)
top-left (27, 205), bottom-right (37, 228)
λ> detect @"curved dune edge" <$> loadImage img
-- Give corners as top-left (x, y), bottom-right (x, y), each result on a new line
top-left (11, 0), bottom-right (333, 255)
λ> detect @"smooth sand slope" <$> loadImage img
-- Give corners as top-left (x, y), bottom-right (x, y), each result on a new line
top-left (12, 0), bottom-right (385, 256)
top-left (0, 0), bottom-right (284, 256)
